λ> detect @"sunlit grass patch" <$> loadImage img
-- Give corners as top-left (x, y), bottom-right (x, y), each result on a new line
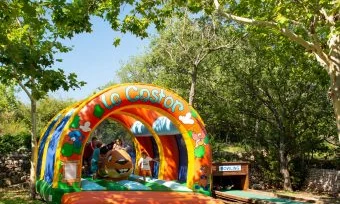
top-left (0, 188), bottom-right (45, 204)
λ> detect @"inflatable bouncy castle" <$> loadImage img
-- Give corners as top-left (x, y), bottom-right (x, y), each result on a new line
top-left (35, 84), bottom-right (218, 204)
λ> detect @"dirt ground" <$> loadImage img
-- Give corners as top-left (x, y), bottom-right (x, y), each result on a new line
top-left (251, 189), bottom-right (340, 204)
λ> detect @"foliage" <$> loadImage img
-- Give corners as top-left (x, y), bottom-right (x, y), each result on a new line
top-left (6, 97), bottom-right (75, 138)
top-left (0, 1), bottom-right (86, 100)
top-left (0, 133), bottom-right (31, 154)
top-left (90, 119), bottom-right (134, 148)
top-left (55, 0), bottom-right (338, 61)
top-left (0, 94), bottom-right (76, 145)
top-left (0, 1), bottom-right (87, 197)
top-left (59, 0), bottom-right (340, 146)
top-left (223, 30), bottom-right (335, 189)
top-left (0, 84), bottom-right (29, 135)
top-left (0, 1), bottom-right (88, 196)
top-left (116, 13), bottom-right (337, 189)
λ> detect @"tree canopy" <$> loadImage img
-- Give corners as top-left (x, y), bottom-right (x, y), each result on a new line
top-left (116, 14), bottom-right (337, 190)
top-left (55, 0), bottom-right (339, 143)
top-left (0, 0), bottom-right (86, 198)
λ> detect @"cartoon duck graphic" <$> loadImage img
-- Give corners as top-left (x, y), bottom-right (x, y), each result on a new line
top-left (192, 132), bottom-right (206, 147)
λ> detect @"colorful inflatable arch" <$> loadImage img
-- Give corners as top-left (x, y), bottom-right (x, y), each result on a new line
top-left (35, 84), bottom-right (212, 203)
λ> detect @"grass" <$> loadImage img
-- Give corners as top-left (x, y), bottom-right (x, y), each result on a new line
top-left (0, 188), bottom-right (45, 204)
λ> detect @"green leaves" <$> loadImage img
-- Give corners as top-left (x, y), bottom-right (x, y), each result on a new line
top-left (276, 14), bottom-right (288, 26)
top-left (121, 16), bottom-right (150, 38)
top-left (113, 37), bottom-right (121, 47)
top-left (0, 0), bottom-right (86, 101)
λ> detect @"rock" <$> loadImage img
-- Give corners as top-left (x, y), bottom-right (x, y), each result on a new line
top-left (4, 178), bottom-right (11, 186)
top-left (20, 175), bottom-right (28, 181)
top-left (252, 183), bottom-right (264, 190)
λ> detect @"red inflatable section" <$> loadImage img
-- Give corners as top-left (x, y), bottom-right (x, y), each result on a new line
top-left (159, 135), bottom-right (179, 180)
top-left (61, 191), bottom-right (223, 204)
top-left (136, 137), bottom-right (154, 158)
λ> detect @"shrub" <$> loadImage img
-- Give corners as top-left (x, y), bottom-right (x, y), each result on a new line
top-left (0, 133), bottom-right (31, 154)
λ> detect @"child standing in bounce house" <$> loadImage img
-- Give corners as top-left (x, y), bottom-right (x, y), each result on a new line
top-left (83, 137), bottom-right (98, 175)
top-left (138, 151), bottom-right (158, 182)
top-left (91, 141), bottom-right (103, 179)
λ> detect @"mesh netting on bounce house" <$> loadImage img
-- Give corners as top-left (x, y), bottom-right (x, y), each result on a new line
top-left (35, 84), bottom-right (221, 204)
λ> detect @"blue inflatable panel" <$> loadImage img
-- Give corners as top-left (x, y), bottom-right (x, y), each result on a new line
top-left (130, 121), bottom-right (151, 136)
top-left (151, 137), bottom-right (159, 178)
top-left (81, 179), bottom-right (106, 191)
top-left (152, 116), bottom-right (180, 135)
top-left (36, 114), bottom-right (61, 179)
top-left (116, 180), bottom-right (151, 190)
top-left (130, 116), bottom-right (180, 136)
top-left (176, 134), bottom-right (188, 182)
top-left (44, 109), bottom-right (74, 184)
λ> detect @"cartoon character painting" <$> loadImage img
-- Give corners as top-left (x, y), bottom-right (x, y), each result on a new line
top-left (192, 132), bottom-right (206, 147)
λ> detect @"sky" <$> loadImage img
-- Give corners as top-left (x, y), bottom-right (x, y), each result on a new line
top-left (18, 17), bottom-right (151, 103)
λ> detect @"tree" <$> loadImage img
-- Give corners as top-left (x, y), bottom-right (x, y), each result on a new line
top-left (51, 0), bottom-right (339, 190)
top-left (224, 31), bottom-right (334, 190)
top-left (153, 15), bottom-right (237, 105)
top-left (117, 21), bottom-right (335, 190)
top-left (210, 0), bottom-right (340, 141)
top-left (0, 1), bottom-right (85, 198)
top-left (120, 15), bottom-right (236, 106)
top-left (117, 54), bottom-right (158, 84)
top-left (61, 0), bottom-right (339, 141)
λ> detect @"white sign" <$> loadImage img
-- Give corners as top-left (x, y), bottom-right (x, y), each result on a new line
top-left (219, 165), bottom-right (242, 172)
top-left (64, 162), bottom-right (77, 180)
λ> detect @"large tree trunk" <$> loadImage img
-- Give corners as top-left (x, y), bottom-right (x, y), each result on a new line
top-left (279, 136), bottom-right (292, 191)
top-left (329, 64), bottom-right (340, 144)
top-left (189, 65), bottom-right (198, 106)
top-left (328, 33), bottom-right (340, 143)
top-left (30, 99), bottom-right (37, 199)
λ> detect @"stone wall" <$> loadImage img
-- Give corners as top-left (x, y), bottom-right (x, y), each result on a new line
top-left (0, 149), bottom-right (338, 196)
top-left (0, 149), bottom-right (30, 187)
top-left (304, 168), bottom-right (339, 196)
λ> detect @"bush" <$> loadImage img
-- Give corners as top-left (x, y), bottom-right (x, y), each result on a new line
top-left (0, 133), bottom-right (31, 154)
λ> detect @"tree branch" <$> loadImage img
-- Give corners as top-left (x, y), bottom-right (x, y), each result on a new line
top-left (320, 8), bottom-right (335, 25)
top-left (17, 80), bottom-right (34, 102)
top-left (213, 0), bottom-right (331, 69)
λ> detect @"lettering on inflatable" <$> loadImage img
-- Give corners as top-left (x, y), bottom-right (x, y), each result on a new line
top-left (126, 86), bottom-right (184, 113)
top-left (99, 85), bottom-right (184, 113)
top-left (101, 93), bottom-right (121, 109)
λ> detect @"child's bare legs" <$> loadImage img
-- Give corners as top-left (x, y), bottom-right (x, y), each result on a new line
top-left (140, 169), bottom-right (146, 182)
